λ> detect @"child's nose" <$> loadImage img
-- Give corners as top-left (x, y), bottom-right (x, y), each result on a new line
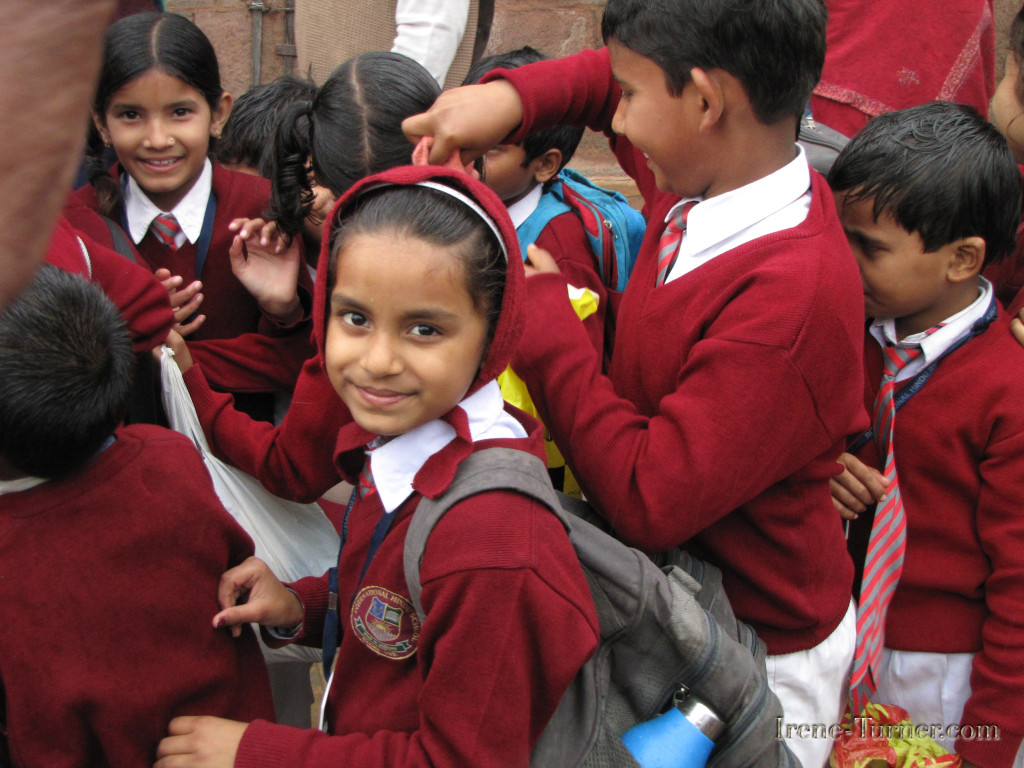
top-left (361, 333), bottom-right (402, 377)
top-left (143, 120), bottom-right (175, 150)
top-left (611, 101), bottom-right (627, 136)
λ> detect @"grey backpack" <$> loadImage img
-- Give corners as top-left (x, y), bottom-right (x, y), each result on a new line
top-left (404, 448), bottom-right (797, 768)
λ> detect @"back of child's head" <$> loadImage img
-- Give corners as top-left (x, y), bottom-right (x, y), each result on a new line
top-left (0, 265), bottom-right (134, 480)
top-left (86, 11), bottom-right (224, 217)
top-left (215, 74), bottom-right (318, 176)
top-left (828, 101), bottom-right (1022, 267)
top-left (269, 51), bottom-right (441, 238)
top-left (600, 0), bottom-right (826, 125)
top-left (462, 47), bottom-right (584, 173)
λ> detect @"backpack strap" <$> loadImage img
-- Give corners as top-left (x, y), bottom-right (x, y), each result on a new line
top-left (403, 448), bottom-right (567, 622)
top-left (101, 213), bottom-right (137, 262)
top-left (515, 186), bottom-right (571, 258)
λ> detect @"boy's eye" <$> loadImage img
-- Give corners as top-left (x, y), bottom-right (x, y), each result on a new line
top-left (409, 323), bottom-right (441, 338)
top-left (172, 107), bottom-right (193, 118)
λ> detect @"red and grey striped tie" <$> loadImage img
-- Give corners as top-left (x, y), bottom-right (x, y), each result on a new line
top-left (150, 212), bottom-right (181, 251)
top-left (655, 200), bottom-right (697, 286)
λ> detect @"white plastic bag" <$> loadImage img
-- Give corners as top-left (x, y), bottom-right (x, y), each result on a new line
top-left (160, 346), bottom-right (339, 663)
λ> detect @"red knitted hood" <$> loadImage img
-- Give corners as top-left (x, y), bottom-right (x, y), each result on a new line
top-left (312, 163), bottom-right (525, 400)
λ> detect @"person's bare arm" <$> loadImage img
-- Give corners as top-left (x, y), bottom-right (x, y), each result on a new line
top-left (0, 0), bottom-right (115, 310)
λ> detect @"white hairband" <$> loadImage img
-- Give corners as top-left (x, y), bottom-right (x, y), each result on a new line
top-left (355, 180), bottom-right (508, 262)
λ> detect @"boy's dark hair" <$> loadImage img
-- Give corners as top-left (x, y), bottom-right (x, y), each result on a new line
top-left (0, 266), bottom-right (135, 479)
top-left (601, 0), bottom-right (826, 125)
top-left (828, 101), bottom-right (1022, 266)
top-left (87, 12), bottom-right (224, 219)
top-left (329, 184), bottom-right (505, 343)
top-left (269, 52), bottom-right (441, 238)
top-left (463, 47), bottom-right (584, 173)
top-left (215, 74), bottom-right (318, 177)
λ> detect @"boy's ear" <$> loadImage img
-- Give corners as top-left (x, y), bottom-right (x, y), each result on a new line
top-left (947, 236), bottom-right (986, 282)
top-left (210, 91), bottom-right (234, 139)
top-left (92, 111), bottom-right (111, 146)
top-left (689, 67), bottom-right (725, 133)
top-left (529, 148), bottom-right (563, 185)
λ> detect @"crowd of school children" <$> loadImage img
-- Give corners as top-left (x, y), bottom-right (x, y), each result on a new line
top-left (2, 1), bottom-right (1024, 767)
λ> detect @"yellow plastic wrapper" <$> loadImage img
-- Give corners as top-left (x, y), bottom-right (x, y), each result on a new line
top-left (498, 284), bottom-right (599, 499)
top-left (830, 703), bottom-right (962, 768)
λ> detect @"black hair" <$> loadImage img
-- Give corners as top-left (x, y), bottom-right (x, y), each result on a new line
top-left (0, 266), bottom-right (135, 479)
top-left (462, 47), bottom-right (584, 173)
top-left (828, 101), bottom-right (1022, 267)
top-left (215, 74), bottom-right (318, 176)
top-left (269, 52), bottom-right (441, 238)
top-left (328, 185), bottom-right (505, 341)
top-left (86, 12), bottom-right (224, 219)
top-left (601, 0), bottom-right (826, 125)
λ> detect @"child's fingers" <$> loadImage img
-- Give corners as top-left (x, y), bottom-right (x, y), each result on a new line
top-left (524, 243), bottom-right (561, 276)
top-left (1011, 315), bottom-right (1024, 348)
top-left (830, 492), bottom-right (860, 521)
top-left (842, 456), bottom-right (887, 501)
top-left (173, 294), bottom-right (203, 323)
top-left (175, 314), bottom-right (206, 338)
top-left (830, 476), bottom-right (868, 516)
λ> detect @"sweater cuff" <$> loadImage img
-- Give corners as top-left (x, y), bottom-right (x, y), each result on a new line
top-left (182, 362), bottom-right (228, 423)
top-left (235, 720), bottom-right (313, 768)
top-left (956, 720), bottom-right (1024, 768)
top-left (287, 575), bottom-right (331, 643)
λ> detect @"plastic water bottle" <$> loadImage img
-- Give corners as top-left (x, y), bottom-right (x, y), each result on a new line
top-left (621, 685), bottom-right (725, 768)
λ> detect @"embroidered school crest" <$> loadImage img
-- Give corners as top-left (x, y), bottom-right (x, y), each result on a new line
top-left (350, 586), bottom-right (420, 659)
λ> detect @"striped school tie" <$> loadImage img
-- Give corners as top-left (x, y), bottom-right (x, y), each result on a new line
top-left (150, 212), bottom-right (181, 251)
top-left (849, 331), bottom-right (939, 713)
top-left (357, 447), bottom-right (377, 499)
top-left (655, 200), bottom-right (697, 286)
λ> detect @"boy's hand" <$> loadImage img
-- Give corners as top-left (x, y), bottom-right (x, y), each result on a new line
top-left (402, 81), bottom-right (525, 166)
top-left (153, 715), bottom-right (245, 768)
top-left (228, 218), bottom-right (303, 325)
top-left (213, 556), bottom-right (303, 638)
top-left (1011, 307), bottom-right (1024, 347)
top-left (162, 331), bottom-right (193, 374)
top-left (830, 452), bottom-right (887, 520)
top-left (524, 243), bottom-right (561, 278)
top-left (154, 268), bottom-right (206, 337)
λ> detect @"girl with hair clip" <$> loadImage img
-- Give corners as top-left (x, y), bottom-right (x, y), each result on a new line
top-left (169, 52), bottom-right (444, 498)
top-left (66, 12), bottom-right (314, 422)
top-left (154, 165), bottom-right (599, 768)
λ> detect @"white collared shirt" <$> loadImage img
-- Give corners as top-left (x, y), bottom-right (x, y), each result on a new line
top-left (124, 158), bottom-right (213, 248)
top-left (661, 144), bottom-right (812, 284)
top-left (0, 476), bottom-right (47, 495)
top-left (365, 380), bottom-right (527, 514)
top-left (507, 183), bottom-right (543, 230)
top-left (868, 277), bottom-right (994, 383)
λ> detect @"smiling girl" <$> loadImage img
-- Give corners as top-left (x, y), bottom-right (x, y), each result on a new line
top-left (69, 13), bottom-right (313, 420)
top-left (154, 166), bottom-right (598, 768)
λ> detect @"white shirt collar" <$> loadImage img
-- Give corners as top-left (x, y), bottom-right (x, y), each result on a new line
top-left (869, 277), bottom-right (994, 382)
top-left (660, 145), bottom-right (811, 283)
top-left (124, 158), bottom-right (213, 245)
top-left (0, 476), bottom-right (47, 495)
top-left (507, 183), bottom-right (543, 230)
top-left (367, 380), bottom-right (527, 513)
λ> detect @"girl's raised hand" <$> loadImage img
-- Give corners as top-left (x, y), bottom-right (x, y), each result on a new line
top-left (213, 556), bottom-right (303, 638)
top-left (154, 715), bottom-right (246, 768)
top-left (228, 218), bottom-right (303, 325)
top-left (154, 268), bottom-right (206, 337)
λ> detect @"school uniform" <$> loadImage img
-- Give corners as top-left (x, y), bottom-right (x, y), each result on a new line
top-left (849, 279), bottom-right (1024, 768)
top-left (487, 48), bottom-right (866, 768)
top-left (229, 165), bottom-right (599, 768)
top-left (67, 160), bottom-right (315, 416)
top-left (46, 213), bottom-right (173, 352)
top-left (0, 425), bottom-right (275, 768)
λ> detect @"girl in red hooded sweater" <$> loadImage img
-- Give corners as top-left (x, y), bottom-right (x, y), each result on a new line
top-left (153, 166), bottom-right (599, 768)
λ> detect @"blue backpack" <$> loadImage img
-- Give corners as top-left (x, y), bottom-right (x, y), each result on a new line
top-left (516, 168), bottom-right (647, 293)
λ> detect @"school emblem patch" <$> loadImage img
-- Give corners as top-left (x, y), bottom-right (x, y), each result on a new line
top-left (350, 586), bottom-right (420, 659)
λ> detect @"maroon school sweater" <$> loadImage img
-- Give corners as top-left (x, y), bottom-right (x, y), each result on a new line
top-left (0, 425), bottom-right (274, 768)
top-left (492, 48), bottom-right (866, 654)
top-left (849, 314), bottom-right (1024, 768)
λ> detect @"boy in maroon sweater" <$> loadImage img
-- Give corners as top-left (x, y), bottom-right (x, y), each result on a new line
top-left (0, 266), bottom-right (274, 768)
top-left (829, 103), bottom-right (1024, 768)
top-left (404, 1), bottom-right (865, 765)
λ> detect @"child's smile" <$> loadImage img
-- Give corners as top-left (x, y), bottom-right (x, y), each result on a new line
top-left (325, 231), bottom-right (489, 437)
top-left (95, 68), bottom-right (230, 211)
